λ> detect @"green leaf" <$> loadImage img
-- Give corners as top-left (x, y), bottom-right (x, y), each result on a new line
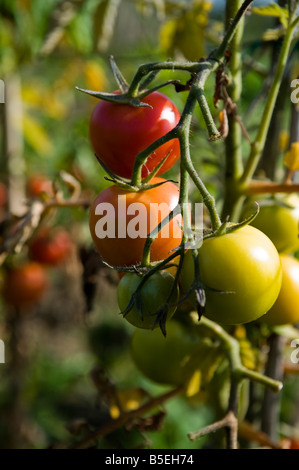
top-left (252, 4), bottom-right (289, 28)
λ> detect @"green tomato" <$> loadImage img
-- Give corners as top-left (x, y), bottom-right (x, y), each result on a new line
top-left (130, 319), bottom-right (200, 386)
top-left (245, 197), bottom-right (299, 254)
top-left (180, 225), bottom-right (282, 325)
top-left (261, 255), bottom-right (299, 326)
top-left (117, 270), bottom-right (179, 330)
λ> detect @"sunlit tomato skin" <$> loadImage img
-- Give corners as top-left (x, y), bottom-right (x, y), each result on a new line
top-left (89, 91), bottom-right (180, 180)
top-left (29, 227), bottom-right (73, 266)
top-left (3, 262), bottom-right (48, 309)
top-left (89, 177), bottom-right (183, 267)
top-left (261, 255), bottom-right (299, 326)
top-left (130, 319), bottom-right (200, 385)
top-left (180, 225), bottom-right (282, 325)
top-left (117, 270), bottom-right (179, 329)
top-left (246, 198), bottom-right (299, 254)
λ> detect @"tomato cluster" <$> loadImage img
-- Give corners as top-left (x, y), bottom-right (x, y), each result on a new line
top-left (3, 226), bottom-right (73, 311)
top-left (87, 89), bottom-right (287, 333)
top-left (88, 91), bottom-right (183, 330)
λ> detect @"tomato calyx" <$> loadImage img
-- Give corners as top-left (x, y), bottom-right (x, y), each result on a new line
top-left (118, 270), bottom-right (180, 336)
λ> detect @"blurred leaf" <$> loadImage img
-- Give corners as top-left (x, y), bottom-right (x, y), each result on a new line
top-left (23, 113), bottom-right (53, 155)
top-left (272, 324), bottom-right (299, 339)
top-left (109, 387), bottom-right (149, 419)
top-left (22, 84), bottom-right (67, 119)
top-left (262, 27), bottom-right (285, 41)
top-left (284, 142), bottom-right (299, 171)
top-left (93, 0), bottom-right (121, 52)
top-left (185, 339), bottom-right (224, 397)
top-left (252, 4), bottom-right (289, 28)
top-left (159, 0), bottom-right (211, 61)
top-left (83, 60), bottom-right (108, 92)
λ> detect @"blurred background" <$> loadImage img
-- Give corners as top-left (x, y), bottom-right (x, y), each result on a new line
top-left (0, 0), bottom-right (298, 449)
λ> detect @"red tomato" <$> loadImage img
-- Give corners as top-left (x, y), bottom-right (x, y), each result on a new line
top-left (89, 177), bottom-right (183, 267)
top-left (89, 91), bottom-right (180, 179)
top-left (27, 175), bottom-right (53, 197)
top-left (3, 262), bottom-right (48, 308)
top-left (29, 227), bottom-right (73, 266)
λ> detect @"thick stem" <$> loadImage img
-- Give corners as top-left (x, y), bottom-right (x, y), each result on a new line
top-left (221, 0), bottom-right (245, 222)
top-left (261, 333), bottom-right (285, 440)
top-left (241, 18), bottom-right (298, 184)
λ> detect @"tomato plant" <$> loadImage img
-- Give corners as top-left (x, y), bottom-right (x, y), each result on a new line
top-left (29, 227), bottom-right (73, 266)
top-left (261, 255), bottom-right (299, 326)
top-left (117, 270), bottom-right (179, 329)
top-left (89, 91), bottom-right (180, 180)
top-left (3, 261), bottom-right (48, 309)
top-left (180, 225), bottom-right (282, 325)
top-left (89, 177), bottom-right (183, 267)
top-left (130, 319), bottom-right (201, 386)
top-left (245, 198), bottom-right (299, 255)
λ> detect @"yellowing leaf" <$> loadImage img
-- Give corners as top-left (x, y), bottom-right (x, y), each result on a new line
top-left (84, 60), bottom-right (107, 92)
top-left (252, 4), bottom-right (289, 28)
top-left (109, 388), bottom-right (148, 420)
top-left (159, 0), bottom-right (211, 61)
top-left (22, 84), bottom-right (67, 119)
top-left (23, 114), bottom-right (53, 155)
top-left (284, 142), bottom-right (299, 171)
top-left (185, 369), bottom-right (201, 397)
top-left (279, 130), bottom-right (289, 152)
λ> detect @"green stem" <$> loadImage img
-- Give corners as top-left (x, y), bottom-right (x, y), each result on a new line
top-left (241, 16), bottom-right (299, 185)
top-left (199, 316), bottom-right (283, 393)
top-left (213, 0), bottom-right (254, 61)
top-left (221, 0), bottom-right (245, 221)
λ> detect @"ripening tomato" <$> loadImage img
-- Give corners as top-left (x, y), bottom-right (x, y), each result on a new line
top-left (27, 175), bottom-right (53, 197)
top-left (180, 225), bottom-right (282, 325)
top-left (89, 91), bottom-right (180, 179)
top-left (130, 319), bottom-right (200, 385)
top-left (28, 227), bottom-right (73, 266)
top-left (0, 182), bottom-right (7, 207)
top-left (89, 177), bottom-right (183, 267)
top-left (245, 197), bottom-right (299, 255)
top-left (117, 270), bottom-right (179, 329)
top-left (261, 255), bottom-right (299, 326)
top-left (3, 262), bottom-right (48, 308)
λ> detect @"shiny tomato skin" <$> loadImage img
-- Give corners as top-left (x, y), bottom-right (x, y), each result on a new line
top-left (130, 319), bottom-right (200, 385)
top-left (29, 228), bottom-right (73, 266)
top-left (261, 255), bottom-right (299, 326)
top-left (89, 177), bottom-right (183, 267)
top-left (3, 262), bottom-right (48, 308)
top-left (89, 91), bottom-right (180, 179)
top-left (180, 225), bottom-right (282, 325)
top-left (117, 270), bottom-right (179, 330)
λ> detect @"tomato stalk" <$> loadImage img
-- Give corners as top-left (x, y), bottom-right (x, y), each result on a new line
top-left (221, 0), bottom-right (246, 222)
top-left (241, 8), bottom-right (299, 185)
